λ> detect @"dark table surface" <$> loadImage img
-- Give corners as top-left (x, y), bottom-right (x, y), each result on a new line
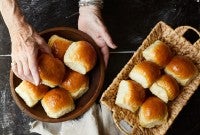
top-left (0, 0), bottom-right (200, 135)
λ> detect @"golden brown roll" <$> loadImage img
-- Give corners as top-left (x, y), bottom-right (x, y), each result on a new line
top-left (48, 35), bottom-right (72, 60)
top-left (129, 61), bottom-right (161, 88)
top-left (164, 55), bottom-right (198, 86)
top-left (41, 88), bottom-right (75, 118)
top-left (15, 80), bottom-right (49, 107)
top-left (115, 80), bottom-right (145, 113)
top-left (142, 40), bottom-right (173, 67)
top-left (61, 69), bottom-right (89, 100)
top-left (139, 97), bottom-right (168, 128)
top-left (38, 53), bottom-right (66, 88)
top-left (150, 74), bottom-right (180, 103)
top-left (64, 41), bottom-right (97, 74)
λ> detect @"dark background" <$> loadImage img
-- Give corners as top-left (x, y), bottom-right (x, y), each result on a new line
top-left (0, 0), bottom-right (199, 134)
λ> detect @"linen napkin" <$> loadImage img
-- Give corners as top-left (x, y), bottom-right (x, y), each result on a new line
top-left (29, 103), bottom-right (124, 135)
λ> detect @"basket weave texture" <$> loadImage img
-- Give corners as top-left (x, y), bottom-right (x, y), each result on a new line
top-left (100, 21), bottom-right (200, 135)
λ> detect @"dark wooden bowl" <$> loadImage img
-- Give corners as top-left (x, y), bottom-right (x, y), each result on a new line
top-left (10, 27), bottom-right (105, 122)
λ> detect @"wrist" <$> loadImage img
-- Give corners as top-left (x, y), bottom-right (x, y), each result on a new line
top-left (8, 17), bottom-right (34, 38)
top-left (79, 0), bottom-right (103, 9)
top-left (79, 5), bottom-right (100, 15)
top-left (9, 22), bottom-right (34, 42)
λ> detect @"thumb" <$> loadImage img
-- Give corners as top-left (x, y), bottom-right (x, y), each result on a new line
top-left (39, 43), bottom-right (52, 54)
top-left (35, 35), bottom-right (52, 55)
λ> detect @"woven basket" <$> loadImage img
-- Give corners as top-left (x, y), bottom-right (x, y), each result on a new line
top-left (100, 21), bottom-right (200, 135)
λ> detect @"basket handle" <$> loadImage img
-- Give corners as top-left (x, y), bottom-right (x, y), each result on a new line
top-left (112, 112), bottom-right (133, 135)
top-left (175, 26), bottom-right (200, 45)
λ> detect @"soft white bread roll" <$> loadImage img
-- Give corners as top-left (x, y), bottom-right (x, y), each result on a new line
top-left (139, 97), bottom-right (168, 128)
top-left (15, 80), bottom-right (49, 107)
top-left (150, 74), bottom-right (180, 103)
top-left (129, 61), bottom-right (161, 88)
top-left (64, 41), bottom-right (97, 74)
top-left (48, 35), bottom-right (72, 60)
top-left (38, 54), bottom-right (66, 88)
top-left (41, 88), bottom-right (75, 118)
top-left (115, 80), bottom-right (145, 113)
top-left (164, 55), bottom-right (198, 86)
top-left (142, 40), bottom-right (173, 67)
top-left (61, 69), bottom-right (89, 100)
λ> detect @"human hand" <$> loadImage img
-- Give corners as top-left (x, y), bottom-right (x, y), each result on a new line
top-left (78, 6), bottom-right (117, 66)
top-left (10, 25), bottom-right (51, 85)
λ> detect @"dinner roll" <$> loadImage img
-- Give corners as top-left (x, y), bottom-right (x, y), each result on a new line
top-left (61, 69), bottom-right (89, 99)
top-left (139, 97), bottom-right (168, 128)
top-left (48, 35), bottom-right (72, 60)
top-left (142, 40), bottom-right (173, 67)
top-left (64, 41), bottom-right (97, 74)
top-left (15, 80), bottom-right (49, 107)
top-left (38, 53), bottom-right (66, 88)
top-left (129, 61), bottom-right (161, 88)
top-left (164, 55), bottom-right (198, 86)
top-left (150, 74), bottom-right (180, 103)
top-left (115, 80), bottom-right (145, 113)
top-left (41, 88), bottom-right (75, 118)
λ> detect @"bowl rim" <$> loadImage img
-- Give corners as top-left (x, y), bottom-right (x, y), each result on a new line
top-left (10, 27), bottom-right (105, 122)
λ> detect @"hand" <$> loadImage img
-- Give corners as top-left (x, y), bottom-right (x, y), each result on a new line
top-left (10, 25), bottom-right (51, 85)
top-left (78, 6), bottom-right (117, 66)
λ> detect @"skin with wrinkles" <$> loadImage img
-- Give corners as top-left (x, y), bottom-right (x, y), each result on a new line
top-left (0, 0), bottom-right (52, 85)
top-left (0, 0), bottom-right (116, 85)
top-left (78, 6), bottom-right (117, 66)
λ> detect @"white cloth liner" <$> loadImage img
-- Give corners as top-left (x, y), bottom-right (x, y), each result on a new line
top-left (29, 103), bottom-right (124, 135)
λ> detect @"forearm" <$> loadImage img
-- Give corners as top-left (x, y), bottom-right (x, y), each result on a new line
top-left (0, 0), bottom-right (32, 35)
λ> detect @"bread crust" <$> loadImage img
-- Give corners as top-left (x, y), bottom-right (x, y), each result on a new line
top-left (139, 97), bottom-right (168, 128)
top-left (48, 35), bottom-right (72, 60)
top-left (165, 55), bottom-right (198, 86)
top-left (38, 54), bottom-right (66, 88)
top-left (129, 61), bottom-right (161, 88)
top-left (64, 41), bottom-right (97, 74)
top-left (41, 88), bottom-right (75, 118)
top-left (142, 40), bottom-right (173, 67)
top-left (115, 80), bottom-right (145, 112)
top-left (61, 69), bottom-right (89, 99)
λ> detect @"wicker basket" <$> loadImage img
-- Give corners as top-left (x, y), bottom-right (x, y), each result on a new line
top-left (100, 21), bottom-right (200, 135)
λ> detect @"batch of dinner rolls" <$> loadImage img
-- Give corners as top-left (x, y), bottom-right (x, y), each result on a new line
top-left (115, 40), bottom-right (198, 128)
top-left (15, 35), bottom-right (97, 118)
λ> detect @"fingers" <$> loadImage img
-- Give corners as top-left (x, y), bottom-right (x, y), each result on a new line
top-left (98, 26), bottom-right (117, 49)
top-left (11, 59), bottom-right (40, 85)
top-left (21, 56), bottom-right (30, 76)
top-left (16, 60), bottom-right (23, 77)
top-left (78, 7), bottom-right (117, 68)
top-left (93, 37), bottom-right (109, 66)
top-left (11, 37), bottom-right (41, 85)
top-left (101, 45), bottom-right (109, 67)
top-left (11, 59), bottom-right (35, 84)
top-left (27, 53), bottom-right (40, 85)
top-left (35, 35), bottom-right (52, 55)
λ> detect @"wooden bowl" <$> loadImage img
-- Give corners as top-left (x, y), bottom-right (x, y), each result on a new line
top-left (10, 27), bottom-right (105, 122)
